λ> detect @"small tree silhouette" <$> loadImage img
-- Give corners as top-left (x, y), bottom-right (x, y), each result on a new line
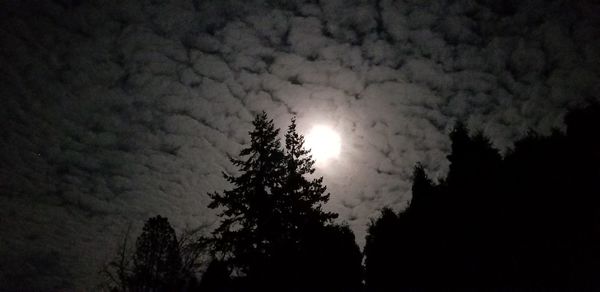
top-left (101, 217), bottom-right (207, 292)
top-left (130, 215), bottom-right (183, 291)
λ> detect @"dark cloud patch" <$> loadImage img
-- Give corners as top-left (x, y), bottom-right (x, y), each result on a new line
top-left (1, 0), bottom-right (599, 289)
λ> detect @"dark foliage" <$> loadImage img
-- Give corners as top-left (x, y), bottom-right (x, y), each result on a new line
top-left (198, 259), bottom-right (231, 292)
top-left (296, 223), bottom-right (363, 292)
top-left (101, 216), bottom-right (206, 292)
top-left (364, 105), bottom-right (600, 290)
top-left (130, 215), bottom-right (183, 291)
top-left (104, 105), bottom-right (600, 291)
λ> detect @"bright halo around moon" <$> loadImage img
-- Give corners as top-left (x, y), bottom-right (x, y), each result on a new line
top-left (305, 125), bottom-right (341, 165)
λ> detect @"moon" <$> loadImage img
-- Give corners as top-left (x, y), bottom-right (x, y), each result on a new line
top-left (305, 125), bottom-right (341, 165)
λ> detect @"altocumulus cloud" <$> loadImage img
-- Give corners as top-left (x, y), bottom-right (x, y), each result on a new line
top-left (0, 0), bottom-right (599, 289)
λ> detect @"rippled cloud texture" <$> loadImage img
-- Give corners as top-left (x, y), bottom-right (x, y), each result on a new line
top-left (1, 0), bottom-right (599, 289)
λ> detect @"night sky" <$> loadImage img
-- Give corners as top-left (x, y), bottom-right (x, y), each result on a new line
top-left (1, 0), bottom-right (599, 289)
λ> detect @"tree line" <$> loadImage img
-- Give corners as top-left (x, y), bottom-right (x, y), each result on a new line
top-left (366, 104), bottom-right (600, 290)
top-left (102, 105), bottom-right (600, 291)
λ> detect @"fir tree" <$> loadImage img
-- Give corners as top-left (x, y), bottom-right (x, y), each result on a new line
top-left (208, 111), bottom-right (285, 278)
top-left (280, 117), bottom-right (337, 242)
top-left (208, 113), bottom-right (341, 289)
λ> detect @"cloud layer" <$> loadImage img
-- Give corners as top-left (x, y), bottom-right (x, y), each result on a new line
top-left (1, 0), bottom-right (599, 289)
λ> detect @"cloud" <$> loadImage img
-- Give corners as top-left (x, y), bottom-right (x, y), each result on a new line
top-left (0, 0), bottom-right (599, 289)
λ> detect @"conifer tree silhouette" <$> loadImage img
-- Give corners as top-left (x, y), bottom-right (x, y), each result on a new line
top-left (208, 112), bottom-right (345, 290)
top-left (280, 117), bottom-right (338, 239)
top-left (208, 111), bottom-right (285, 284)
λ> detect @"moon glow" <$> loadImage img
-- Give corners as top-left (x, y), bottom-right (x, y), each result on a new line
top-left (305, 125), bottom-right (341, 165)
